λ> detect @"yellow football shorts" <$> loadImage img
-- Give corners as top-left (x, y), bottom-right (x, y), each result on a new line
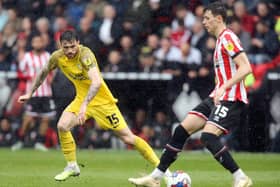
top-left (65, 100), bottom-right (127, 131)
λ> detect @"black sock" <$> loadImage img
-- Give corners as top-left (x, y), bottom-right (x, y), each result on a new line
top-left (36, 134), bottom-right (46, 144)
top-left (200, 132), bottom-right (239, 173)
top-left (158, 125), bottom-right (190, 172)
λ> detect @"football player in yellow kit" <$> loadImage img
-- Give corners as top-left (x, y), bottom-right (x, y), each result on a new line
top-left (18, 30), bottom-right (170, 181)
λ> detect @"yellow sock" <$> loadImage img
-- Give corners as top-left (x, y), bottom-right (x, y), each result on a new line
top-left (134, 136), bottom-right (160, 167)
top-left (58, 131), bottom-right (76, 162)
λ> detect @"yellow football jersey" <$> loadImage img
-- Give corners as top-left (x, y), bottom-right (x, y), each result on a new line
top-left (49, 45), bottom-right (117, 106)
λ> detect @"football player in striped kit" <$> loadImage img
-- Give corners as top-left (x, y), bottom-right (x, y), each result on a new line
top-left (129, 2), bottom-right (253, 187)
top-left (11, 33), bottom-right (55, 152)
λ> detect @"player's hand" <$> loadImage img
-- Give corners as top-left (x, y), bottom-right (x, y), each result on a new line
top-left (214, 86), bottom-right (226, 105)
top-left (78, 102), bottom-right (87, 125)
top-left (17, 93), bottom-right (32, 103)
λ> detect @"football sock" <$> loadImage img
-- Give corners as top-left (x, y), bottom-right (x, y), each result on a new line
top-left (134, 136), bottom-right (160, 166)
top-left (233, 169), bottom-right (246, 180)
top-left (67, 161), bottom-right (78, 166)
top-left (18, 128), bottom-right (25, 141)
top-left (36, 134), bottom-right (45, 143)
top-left (59, 130), bottom-right (76, 162)
top-left (151, 168), bottom-right (165, 179)
top-left (200, 132), bottom-right (239, 173)
top-left (157, 125), bottom-right (190, 173)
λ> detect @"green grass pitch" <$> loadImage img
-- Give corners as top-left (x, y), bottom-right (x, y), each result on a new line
top-left (0, 149), bottom-right (279, 187)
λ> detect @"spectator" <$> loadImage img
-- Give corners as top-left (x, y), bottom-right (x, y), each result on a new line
top-left (11, 33), bottom-right (28, 67)
top-left (194, 4), bottom-right (205, 19)
top-left (86, 0), bottom-right (108, 19)
top-left (123, 0), bottom-right (151, 35)
top-left (83, 6), bottom-right (101, 32)
top-left (179, 42), bottom-right (202, 96)
top-left (0, 78), bottom-right (11, 114)
top-left (152, 111), bottom-right (172, 148)
top-left (0, 47), bottom-right (10, 71)
top-left (131, 108), bottom-right (147, 136)
top-left (146, 34), bottom-right (160, 53)
top-left (233, 1), bottom-right (256, 36)
top-left (65, 0), bottom-right (86, 26)
top-left (7, 8), bottom-right (21, 32)
top-left (179, 42), bottom-right (202, 66)
top-left (78, 16), bottom-right (100, 54)
top-left (255, 1), bottom-right (276, 29)
top-left (139, 125), bottom-right (154, 146)
top-left (18, 0), bottom-right (45, 21)
top-left (20, 17), bottom-right (33, 41)
top-left (190, 18), bottom-right (208, 51)
top-left (249, 19), bottom-right (280, 64)
top-left (170, 18), bottom-right (191, 47)
top-left (35, 17), bottom-right (55, 52)
top-left (2, 22), bottom-right (17, 54)
top-left (0, 2), bottom-right (8, 32)
top-left (103, 50), bottom-right (128, 72)
top-left (119, 35), bottom-right (138, 71)
top-left (82, 123), bottom-right (112, 149)
top-left (148, 0), bottom-right (172, 34)
top-left (171, 4), bottom-right (196, 31)
top-left (98, 4), bottom-right (122, 61)
top-left (228, 17), bottom-right (252, 52)
top-left (138, 47), bottom-right (159, 73)
top-left (155, 37), bottom-right (181, 75)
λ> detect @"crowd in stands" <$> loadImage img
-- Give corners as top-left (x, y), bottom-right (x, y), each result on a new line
top-left (0, 0), bottom-right (280, 152)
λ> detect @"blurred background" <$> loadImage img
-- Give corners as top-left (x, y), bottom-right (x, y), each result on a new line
top-left (0, 0), bottom-right (279, 153)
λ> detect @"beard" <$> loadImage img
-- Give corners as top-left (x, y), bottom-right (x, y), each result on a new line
top-left (33, 48), bottom-right (43, 53)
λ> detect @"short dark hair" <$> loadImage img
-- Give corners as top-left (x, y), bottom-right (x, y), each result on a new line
top-left (59, 30), bottom-right (79, 42)
top-left (204, 1), bottom-right (227, 22)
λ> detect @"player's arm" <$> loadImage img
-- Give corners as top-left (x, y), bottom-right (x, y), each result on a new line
top-left (18, 55), bottom-right (57, 103)
top-left (78, 52), bottom-right (101, 124)
top-left (221, 52), bottom-right (252, 91)
top-left (214, 35), bottom-right (252, 105)
top-left (83, 66), bottom-right (102, 105)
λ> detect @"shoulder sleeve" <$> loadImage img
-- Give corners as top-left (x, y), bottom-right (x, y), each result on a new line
top-left (222, 33), bottom-right (244, 58)
top-left (80, 47), bottom-right (98, 70)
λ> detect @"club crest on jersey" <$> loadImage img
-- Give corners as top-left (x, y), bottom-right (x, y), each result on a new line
top-left (77, 63), bottom-right (82, 70)
top-left (225, 42), bottom-right (234, 51)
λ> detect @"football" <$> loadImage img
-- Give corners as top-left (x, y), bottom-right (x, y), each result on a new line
top-left (167, 170), bottom-right (192, 187)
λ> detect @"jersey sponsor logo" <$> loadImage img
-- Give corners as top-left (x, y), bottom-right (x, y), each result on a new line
top-left (68, 72), bottom-right (88, 80)
top-left (225, 41), bottom-right (234, 51)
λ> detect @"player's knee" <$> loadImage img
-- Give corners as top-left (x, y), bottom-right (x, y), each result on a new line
top-left (57, 123), bottom-right (69, 132)
top-left (169, 125), bottom-right (190, 150)
top-left (200, 132), bottom-right (217, 146)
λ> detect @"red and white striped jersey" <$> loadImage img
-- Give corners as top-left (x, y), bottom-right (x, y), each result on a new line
top-left (209, 29), bottom-right (248, 103)
top-left (19, 51), bottom-right (53, 97)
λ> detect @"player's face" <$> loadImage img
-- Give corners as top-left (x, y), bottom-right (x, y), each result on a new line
top-left (202, 10), bottom-right (219, 35)
top-left (61, 40), bottom-right (79, 59)
top-left (31, 36), bottom-right (44, 52)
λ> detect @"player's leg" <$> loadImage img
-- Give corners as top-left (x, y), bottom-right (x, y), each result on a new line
top-left (34, 97), bottom-right (56, 151)
top-left (201, 124), bottom-right (252, 187)
top-left (34, 116), bottom-right (49, 151)
top-left (115, 127), bottom-right (160, 167)
top-left (128, 98), bottom-right (212, 187)
top-left (54, 111), bottom-right (80, 181)
top-left (200, 101), bottom-right (252, 187)
top-left (128, 114), bottom-right (206, 187)
top-left (11, 114), bottom-right (34, 151)
top-left (90, 103), bottom-right (161, 167)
